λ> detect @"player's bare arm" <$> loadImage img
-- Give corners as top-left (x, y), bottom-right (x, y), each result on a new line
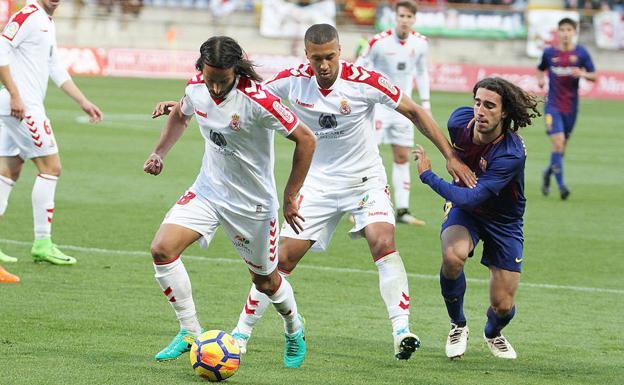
top-left (144, 102), bottom-right (191, 176)
top-left (282, 122), bottom-right (316, 234)
top-left (395, 94), bottom-right (477, 188)
top-left (60, 80), bottom-right (103, 123)
top-left (571, 68), bottom-right (596, 82)
top-left (152, 101), bottom-right (178, 118)
top-left (536, 69), bottom-right (546, 89)
top-left (0, 65), bottom-right (25, 120)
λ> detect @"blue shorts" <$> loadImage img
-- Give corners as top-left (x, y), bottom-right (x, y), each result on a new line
top-left (441, 204), bottom-right (524, 273)
top-left (545, 107), bottom-right (577, 140)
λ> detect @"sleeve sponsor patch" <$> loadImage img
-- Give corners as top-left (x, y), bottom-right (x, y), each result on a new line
top-left (2, 22), bottom-right (19, 40)
top-left (272, 101), bottom-right (295, 124)
top-left (377, 76), bottom-right (399, 96)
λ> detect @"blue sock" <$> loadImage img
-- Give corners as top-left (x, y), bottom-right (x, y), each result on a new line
top-left (484, 306), bottom-right (516, 338)
top-left (440, 271), bottom-right (466, 326)
top-left (550, 152), bottom-right (565, 188)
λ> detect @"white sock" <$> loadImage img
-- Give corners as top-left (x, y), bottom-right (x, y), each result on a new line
top-left (269, 275), bottom-right (302, 335)
top-left (375, 251), bottom-right (411, 335)
top-left (153, 256), bottom-right (202, 337)
top-left (32, 174), bottom-right (57, 240)
top-left (0, 175), bottom-right (15, 216)
top-left (392, 162), bottom-right (411, 210)
top-left (235, 283), bottom-right (271, 336)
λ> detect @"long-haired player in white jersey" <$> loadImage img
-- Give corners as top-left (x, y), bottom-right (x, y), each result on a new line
top-left (357, 0), bottom-right (430, 226)
top-left (0, 0), bottom-right (103, 269)
top-left (153, 25), bottom-right (475, 361)
top-left (145, 36), bottom-right (316, 368)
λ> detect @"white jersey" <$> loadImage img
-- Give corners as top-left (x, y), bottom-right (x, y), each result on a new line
top-left (357, 29), bottom-right (430, 102)
top-left (180, 73), bottom-right (299, 219)
top-left (0, 2), bottom-right (70, 115)
top-left (265, 60), bottom-right (402, 188)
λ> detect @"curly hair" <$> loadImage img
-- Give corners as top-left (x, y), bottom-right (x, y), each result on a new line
top-left (473, 77), bottom-right (541, 132)
top-left (195, 36), bottom-right (262, 82)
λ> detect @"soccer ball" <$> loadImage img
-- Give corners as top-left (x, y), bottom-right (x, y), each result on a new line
top-left (190, 330), bottom-right (241, 382)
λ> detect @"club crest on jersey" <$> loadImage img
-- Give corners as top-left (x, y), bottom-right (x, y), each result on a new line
top-left (479, 157), bottom-right (488, 172)
top-left (339, 99), bottom-right (352, 115)
top-left (378, 76), bottom-right (399, 96)
top-left (229, 113), bottom-right (241, 131)
top-left (2, 22), bottom-right (19, 40)
top-left (272, 101), bottom-right (295, 124)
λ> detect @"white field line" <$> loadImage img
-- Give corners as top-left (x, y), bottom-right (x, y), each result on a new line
top-left (2, 238), bottom-right (623, 295)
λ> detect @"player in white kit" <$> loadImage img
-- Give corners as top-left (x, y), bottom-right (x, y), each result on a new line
top-left (0, 0), bottom-right (102, 266)
top-left (228, 24), bottom-right (476, 360)
top-left (145, 37), bottom-right (316, 368)
top-left (357, 1), bottom-right (430, 226)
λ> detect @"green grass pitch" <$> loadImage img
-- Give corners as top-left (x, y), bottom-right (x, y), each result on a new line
top-left (1, 77), bottom-right (622, 384)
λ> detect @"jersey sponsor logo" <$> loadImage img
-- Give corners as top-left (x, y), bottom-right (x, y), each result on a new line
top-left (368, 211), bottom-right (388, 217)
top-left (295, 98), bottom-right (314, 108)
top-left (339, 99), bottom-right (352, 115)
top-left (229, 113), bottom-right (241, 131)
top-left (233, 235), bottom-right (253, 255)
top-left (272, 101), bottom-right (295, 124)
top-left (479, 157), bottom-right (488, 172)
top-left (318, 113), bottom-right (337, 129)
top-left (378, 76), bottom-right (399, 96)
top-left (551, 66), bottom-right (575, 76)
top-left (357, 194), bottom-right (377, 210)
top-left (2, 22), bottom-right (19, 40)
top-left (210, 130), bottom-right (228, 147)
top-left (443, 201), bottom-right (453, 222)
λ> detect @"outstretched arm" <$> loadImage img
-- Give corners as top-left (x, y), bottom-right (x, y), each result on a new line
top-left (144, 102), bottom-right (191, 176)
top-left (396, 95), bottom-right (476, 187)
top-left (282, 122), bottom-right (316, 234)
top-left (414, 145), bottom-right (491, 209)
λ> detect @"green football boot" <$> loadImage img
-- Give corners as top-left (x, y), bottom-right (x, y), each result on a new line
top-left (155, 329), bottom-right (197, 361)
top-left (0, 248), bottom-right (18, 263)
top-left (31, 239), bottom-right (77, 265)
top-left (284, 315), bottom-right (307, 368)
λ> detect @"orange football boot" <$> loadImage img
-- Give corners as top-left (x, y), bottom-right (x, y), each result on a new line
top-left (0, 265), bottom-right (20, 283)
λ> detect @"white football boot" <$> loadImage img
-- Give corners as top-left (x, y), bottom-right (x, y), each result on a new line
top-left (445, 323), bottom-right (469, 359)
top-left (484, 334), bottom-right (517, 359)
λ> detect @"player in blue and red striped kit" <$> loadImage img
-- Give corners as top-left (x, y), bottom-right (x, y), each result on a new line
top-left (537, 17), bottom-right (596, 200)
top-left (414, 77), bottom-right (540, 359)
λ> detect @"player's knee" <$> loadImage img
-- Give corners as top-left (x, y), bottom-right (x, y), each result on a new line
top-left (370, 237), bottom-right (395, 260)
top-left (491, 302), bottom-right (515, 317)
top-left (150, 241), bottom-right (176, 263)
top-left (252, 275), bottom-right (278, 296)
top-left (442, 246), bottom-right (467, 273)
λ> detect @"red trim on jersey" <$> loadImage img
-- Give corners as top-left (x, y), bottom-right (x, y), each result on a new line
top-left (318, 88), bottom-right (332, 97)
top-left (411, 30), bottom-right (428, 41)
top-left (195, 109), bottom-right (207, 118)
top-left (340, 62), bottom-right (401, 103)
top-left (2, 4), bottom-right (39, 41)
top-left (186, 72), bottom-right (203, 85)
top-left (153, 255), bottom-right (181, 265)
top-left (265, 64), bottom-right (314, 85)
top-left (237, 76), bottom-right (299, 133)
top-left (373, 249), bottom-right (397, 262)
top-left (368, 29), bottom-right (393, 49)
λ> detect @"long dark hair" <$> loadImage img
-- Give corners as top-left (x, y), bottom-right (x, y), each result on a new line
top-left (195, 36), bottom-right (262, 82)
top-left (473, 77), bottom-right (541, 132)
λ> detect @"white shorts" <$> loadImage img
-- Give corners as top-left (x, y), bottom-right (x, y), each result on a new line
top-left (162, 189), bottom-right (279, 276)
top-left (374, 105), bottom-right (414, 147)
top-left (0, 113), bottom-right (58, 159)
top-left (281, 180), bottom-right (395, 252)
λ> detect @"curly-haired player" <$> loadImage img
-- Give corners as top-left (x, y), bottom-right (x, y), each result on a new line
top-left (414, 77), bottom-right (540, 359)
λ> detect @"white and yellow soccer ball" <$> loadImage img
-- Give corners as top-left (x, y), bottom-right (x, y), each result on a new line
top-left (190, 330), bottom-right (241, 382)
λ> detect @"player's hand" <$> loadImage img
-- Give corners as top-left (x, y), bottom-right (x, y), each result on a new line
top-left (283, 193), bottom-right (305, 234)
top-left (413, 144), bottom-right (431, 175)
top-left (143, 153), bottom-right (164, 176)
top-left (571, 68), bottom-right (585, 78)
top-left (446, 154), bottom-right (477, 188)
top-left (81, 100), bottom-right (103, 123)
top-left (537, 78), bottom-right (545, 89)
top-left (152, 101), bottom-right (178, 118)
top-left (10, 95), bottom-right (26, 121)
